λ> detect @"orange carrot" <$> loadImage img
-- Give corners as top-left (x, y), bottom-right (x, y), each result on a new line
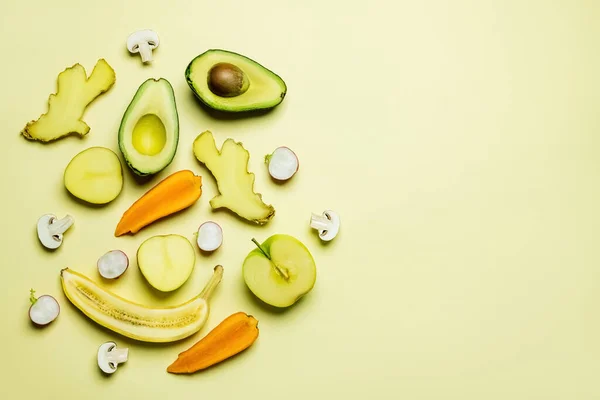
top-left (167, 312), bottom-right (259, 374)
top-left (115, 170), bottom-right (202, 236)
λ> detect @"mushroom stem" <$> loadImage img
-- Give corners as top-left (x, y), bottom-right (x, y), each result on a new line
top-left (107, 347), bottom-right (129, 365)
top-left (48, 215), bottom-right (74, 237)
top-left (310, 213), bottom-right (331, 231)
top-left (138, 43), bottom-right (153, 63)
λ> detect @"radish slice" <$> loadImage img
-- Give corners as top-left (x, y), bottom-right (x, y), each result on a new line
top-left (29, 289), bottom-right (60, 326)
top-left (265, 147), bottom-right (299, 181)
top-left (197, 221), bottom-right (223, 252)
top-left (97, 250), bottom-right (129, 279)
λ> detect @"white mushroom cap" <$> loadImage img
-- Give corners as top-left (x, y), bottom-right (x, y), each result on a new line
top-left (37, 214), bottom-right (74, 250)
top-left (127, 29), bottom-right (159, 63)
top-left (310, 210), bottom-right (340, 241)
top-left (98, 342), bottom-right (129, 374)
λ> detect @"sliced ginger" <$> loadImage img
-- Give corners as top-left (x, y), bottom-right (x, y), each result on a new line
top-left (21, 59), bottom-right (116, 142)
top-left (193, 131), bottom-right (275, 225)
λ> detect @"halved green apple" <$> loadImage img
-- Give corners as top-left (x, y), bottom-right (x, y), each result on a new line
top-left (242, 234), bottom-right (316, 308)
top-left (137, 234), bottom-right (195, 292)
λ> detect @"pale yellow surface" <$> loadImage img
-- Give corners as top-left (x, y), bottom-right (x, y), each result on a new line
top-left (1, 1), bottom-right (599, 399)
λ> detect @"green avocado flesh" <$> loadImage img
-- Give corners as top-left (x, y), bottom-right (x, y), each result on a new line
top-left (185, 49), bottom-right (287, 112)
top-left (118, 78), bottom-right (179, 176)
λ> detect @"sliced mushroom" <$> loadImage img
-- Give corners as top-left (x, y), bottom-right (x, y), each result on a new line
top-left (97, 342), bottom-right (129, 374)
top-left (310, 210), bottom-right (340, 241)
top-left (37, 214), bottom-right (74, 250)
top-left (127, 29), bottom-right (159, 63)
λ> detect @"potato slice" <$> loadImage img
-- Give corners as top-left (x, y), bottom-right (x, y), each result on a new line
top-left (64, 147), bottom-right (123, 204)
top-left (137, 235), bottom-right (196, 292)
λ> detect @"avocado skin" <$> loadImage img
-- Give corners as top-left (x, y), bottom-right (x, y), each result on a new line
top-left (185, 49), bottom-right (287, 113)
top-left (118, 78), bottom-right (179, 176)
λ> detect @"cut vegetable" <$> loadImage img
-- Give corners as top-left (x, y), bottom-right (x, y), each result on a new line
top-left (310, 210), bottom-right (340, 241)
top-left (196, 221), bottom-right (223, 252)
top-left (127, 29), bottom-right (159, 63)
top-left (29, 289), bottom-right (60, 326)
top-left (61, 265), bottom-right (224, 343)
top-left (265, 146), bottom-right (299, 181)
top-left (64, 147), bottom-right (123, 205)
top-left (21, 59), bottom-right (116, 142)
top-left (115, 170), bottom-right (202, 236)
top-left (97, 250), bottom-right (129, 279)
top-left (37, 214), bottom-right (74, 250)
top-left (137, 234), bottom-right (196, 292)
top-left (193, 131), bottom-right (275, 225)
top-left (167, 312), bottom-right (259, 374)
top-left (98, 342), bottom-right (129, 374)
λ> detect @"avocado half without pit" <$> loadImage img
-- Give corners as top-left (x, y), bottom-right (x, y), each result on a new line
top-left (185, 49), bottom-right (287, 112)
top-left (118, 78), bottom-right (179, 176)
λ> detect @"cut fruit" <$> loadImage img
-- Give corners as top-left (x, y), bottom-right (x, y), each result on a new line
top-left (21, 59), bottom-right (116, 142)
top-left (60, 265), bottom-right (224, 343)
top-left (137, 234), bottom-right (196, 292)
top-left (185, 49), bottom-right (286, 112)
top-left (265, 147), bottom-right (299, 181)
top-left (196, 221), bottom-right (223, 252)
top-left (114, 170), bottom-right (202, 236)
top-left (97, 250), bottom-right (129, 279)
top-left (29, 289), bottom-right (60, 326)
top-left (118, 78), bottom-right (179, 176)
top-left (243, 235), bottom-right (316, 308)
top-left (193, 130), bottom-right (275, 225)
top-left (64, 147), bottom-right (124, 204)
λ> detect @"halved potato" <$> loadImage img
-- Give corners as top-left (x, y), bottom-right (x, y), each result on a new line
top-left (64, 147), bottom-right (123, 204)
top-left (137, 234), bottom-right (196, 292)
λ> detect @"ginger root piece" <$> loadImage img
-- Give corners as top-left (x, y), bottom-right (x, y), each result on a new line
top-left (193, 131), bottom-right (275, 225)
top-left (21, 59), bottom-right (116, 142)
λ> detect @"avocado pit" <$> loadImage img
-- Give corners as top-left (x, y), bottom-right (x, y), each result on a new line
top-left (207, 63), bottom-right (249, 97)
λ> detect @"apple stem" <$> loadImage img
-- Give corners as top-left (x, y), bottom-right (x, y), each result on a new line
top-left (251, 238), bottom-right (290, 280)
top-left (29, 288), bottom-right (38, 305)
top-left (251, 238), bottom-right (271, 260)
top-left (200, 265), bottom-right (224, 301)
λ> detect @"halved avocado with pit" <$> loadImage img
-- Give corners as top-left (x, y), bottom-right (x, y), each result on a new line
top-left (118, 78), bottom-right (179, 176)
top-left (185, 49), bottom-right (287, 113)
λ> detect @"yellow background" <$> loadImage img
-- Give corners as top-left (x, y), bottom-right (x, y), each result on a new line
top-left (1, 1), bottom-right (599, 398)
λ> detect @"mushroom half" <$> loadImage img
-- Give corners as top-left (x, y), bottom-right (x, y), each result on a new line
top-left (97, 341), bottom-right (129, 374)
top-left (127, 29), bottom-right (160, 63)
top-left (37, 214), bottom-right (74, 250)
top-left (310, 210), bottom-right (340, 241)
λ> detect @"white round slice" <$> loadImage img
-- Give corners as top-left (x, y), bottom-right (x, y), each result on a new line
top-left (137, 234), bottom-right (196, 292)
top-left (197, 221), bottom-right (223, 252)
top-left (98, 250), bottom-right (129, 279)
top-left (267, 147), bottom-right (299, 181)
top-left (29, 295), bottom-right (60, 325)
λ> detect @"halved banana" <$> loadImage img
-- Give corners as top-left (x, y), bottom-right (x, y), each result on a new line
top-left (60, 265), bottom-right (223, 343)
